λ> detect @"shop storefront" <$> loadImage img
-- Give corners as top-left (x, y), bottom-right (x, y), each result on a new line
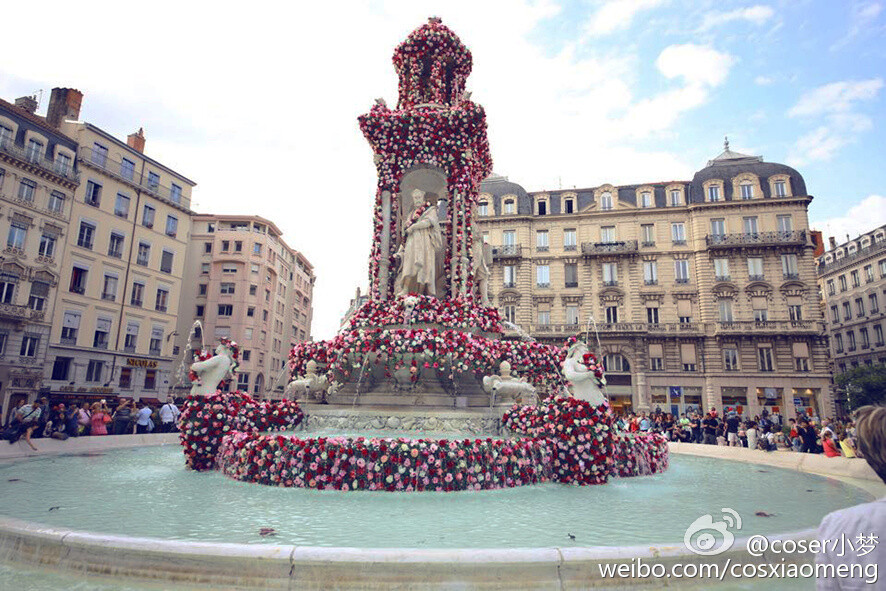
top-left (792, 387), bottom-right (821, 420)
top-left (650, 386), bottom-right (703, 416)
top-left (721, 386), bottom-right (748, 416)
top-left (755, 387), bottom-right (784, 418)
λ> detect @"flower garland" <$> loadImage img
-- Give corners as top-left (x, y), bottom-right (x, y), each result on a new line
top-left (179, 392), bottom-right (304, 471)
top-left (346, 295), bottom-right (502, 333)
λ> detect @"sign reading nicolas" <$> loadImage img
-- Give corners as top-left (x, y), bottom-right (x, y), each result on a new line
top-left (126, 358), bottom-right (159, 368)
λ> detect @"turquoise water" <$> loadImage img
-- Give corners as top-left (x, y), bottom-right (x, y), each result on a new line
top-left (0, 445), bottom-right (870, 549)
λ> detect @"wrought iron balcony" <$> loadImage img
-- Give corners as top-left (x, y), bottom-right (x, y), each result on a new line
top-left (715, 275), bottom-right (732, 282)
top-left (748, 274), bottom-right (766, 282)
top-left (0, 140), bottom-right (80, 183)
top-left (644, 279), bottom-right (658, 285)
top-left (581, 240), bottom-right (638, 257)
top-left (706, 230), bottom-right (807, 249)
top-left (715, 320), bottom-right (823, 334)
top-left (0, 303), bottom-right (45, 322)
top-left (564, 281), bottom-right (578, 288)
top-left (564, 244), bottom-right (577, 251)
top-left (78, 147), bottom-right (188, 209)
top-left (603, 280), bottom-right (618, 287)
top-left (492, 244), bottom-right (522, 259)
top-left (783, 272), bottom-right (800, 280)
top-left (675, 277), bottom-right (690, 284)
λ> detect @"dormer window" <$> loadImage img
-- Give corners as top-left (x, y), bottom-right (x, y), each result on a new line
top-left (669, 190), bottom-right (681, 206)
top-left (537, 200), bottom-right (547, 215)
top-left (740, 183), bottom-right (753, 200)
top-left (774, 180), bottom-right (786, 197)
top-left (600, 192), bottom-right (613, 211)
top-left (708, 185), bottom-right (720, 202)
top-left (478, 201), bottom-right (488, 216)
top-left (503, 199), bottom-right (515, 214)
top-left (641, 192), bottom-right (653, 208)
top-left (564, 198), bottom-right (574, 213)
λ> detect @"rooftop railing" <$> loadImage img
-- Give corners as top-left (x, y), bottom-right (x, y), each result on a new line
top-left (706, 230), bottom-right (807, 249)
top-left (0, 140), bottom-right (79, 183)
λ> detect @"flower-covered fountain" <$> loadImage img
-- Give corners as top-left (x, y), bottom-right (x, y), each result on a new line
top-left (179, 17), bottom-right (669, 492)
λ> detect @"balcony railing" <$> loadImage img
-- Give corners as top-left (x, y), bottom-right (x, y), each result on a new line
top-left (492, 244), bottom-right (522, 259)
top-left (581, 240), bottom-right (638, 257)
top-left (502, 281), bottom-right (516, 289)
top-left (715, 275), bottom-right (732, 282)
top-left (818, 239), bottom-right (886, 275)
top-left (644, 279), bottom-right (658, 285)
top-left (0, 140), bottom-right (80, 183)
top-left (783, 272), bottom-right (800, 280)
top-left (564, 281), bottom-right (578, 288)
top-left (78, 146), bottom-right (188, 210)
top-left (706, 230), bottom-right (807, 249)
top-left (716, 320), bottom-right (823, 334)
top-left (0, 303), bottom-right (45, 322)
top-left (675, 277), bottom-right (690, 284)
top-left (603, 280), bottom-right (618, 287)
top-left (748, 274), bottom-right (766, 282)
top-left (564, 244), bottom-right (577, 251)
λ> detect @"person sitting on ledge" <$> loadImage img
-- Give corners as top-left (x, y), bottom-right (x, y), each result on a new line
top-left (816, 405), bottom-right (885, 589)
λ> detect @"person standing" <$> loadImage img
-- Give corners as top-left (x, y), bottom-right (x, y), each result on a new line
top-left (134, 401), bottom-right (153, 434)
top-left (725, 412), bottom-right (741, 447)
top-left (702, 412), bottom-right (719, 445)
top-left (158, 398), bottom-right (180, 433)
top-left (112, 400), bottom-right (133, 435)
top-left (89, 402), bottom-right (110, 436)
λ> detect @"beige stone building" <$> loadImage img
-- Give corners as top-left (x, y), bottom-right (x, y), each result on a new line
top-left (39, 88), bottom-right (196, 404)
top-left (477, 143), bottom-right (831, 419)
top-left (817, 224), bottom-right (886, 414)
top-left (0, 94), bottom-right (80, 419)
top-left (174, 215), bottom-right (314, 398)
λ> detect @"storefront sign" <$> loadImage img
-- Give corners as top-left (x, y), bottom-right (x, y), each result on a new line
top-left (59, 386), bottom-right (115, 395)
top-left (793, 398), bottom-right (802, 406)
top-left (126, 358), bottom-right (158, 368)
top-left (669, 386), bottom-right (682, 399)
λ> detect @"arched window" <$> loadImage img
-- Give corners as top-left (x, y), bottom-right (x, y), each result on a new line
top-left (503, 199), bottom-right (515, 214)
top-left (600, 192), bottom-right (613, 210)
top-left (478, 201), bottom-right (488, 216)
top-left (603, 354), bottom-right (630, 373)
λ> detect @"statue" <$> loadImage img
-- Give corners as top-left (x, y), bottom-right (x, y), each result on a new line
top-left (471, 233), bottom-right (492, 306)
top-left (394, 189), bottom-right (443, 298)
top-left (189, 338), bottom-right (239, 396)
top-left (483, 360), bottom-right (538, 407)
top-left (562, 341), bottom-right (607, 406)
top-left (286, 360), bottom-right (338, 403)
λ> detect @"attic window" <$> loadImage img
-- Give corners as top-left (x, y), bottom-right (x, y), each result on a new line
top-left (600, 192), bottom-right (613, 211)
top-left (478, 201), bottom-right (488, 216)
top-left (641, 192), bottom-right (652, 208)
top-left (503, 199), bottom-right (515, 214)
top-left (564, 198), bottom-right (574, 213)
top-left (537, 200), bottom-right (547, 215)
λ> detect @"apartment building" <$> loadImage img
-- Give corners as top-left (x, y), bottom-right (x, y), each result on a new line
top-left (39, 88), bottom-right (196, 404)
top-left (0, 94), bottom-right (80, 418)
top-left (175, 215), bottom-right (314, 398)
top-left (477, 142), bottom-right (831, 419)
top-left (817, 225), bottom-right (886, 413)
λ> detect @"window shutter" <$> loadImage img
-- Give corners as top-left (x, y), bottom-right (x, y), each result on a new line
top-left (680, 343), bottom-right (697, 364)
top-left (649, 343), bottom-right (663, 358)
top-left (752, 296), bottom-right (767, 310)
top-left (29, 281), bottom-right (50, 297)
top-left (677, 299), bottom-right (692, 317)
top-left (126, 322), bottom-right (139, 336)
top-left (63, 312), bottom-right (81, 328)
top-left (786, 295), bottom-right (802, 306)
top-left (96, 318), bottom-right (112, 332)
top-left (792, 342), bottom-right (809, 357)
top-left (151, 327), bottom-right (164, 340)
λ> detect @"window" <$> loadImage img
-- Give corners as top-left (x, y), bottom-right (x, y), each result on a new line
top-left (91, 143), bottom-right (108, 166)
top-left (860, 327), bottom-right (870, 348)
top-left (600, 226), bottom-right (616, 243)
top-left (566, 305), bottom-right (579, 325)
top-left (249, 284), bottom-right (257, 296)
top-left (77, 221), bottom-right (95, 249)
top-left (789, 300), bottom-right (803, 322)
top-left (197, 283), bottom-right (207, 296)
top-left (536, 265), bottom-right (549, 288)
top-left (864, 265), bottom-right (874, 283)
top-left (234, 241), bottom-right (243, 252)
top-left (752, 296), bottom-right (768, 322)
top-left (170, 183), bottom-right (183, 204)
top-left (649, 344), bottom-right (663, 371)
top-left (478, 202), bottom-right (488, 216)
top-left (165, 215), bottom-right (178, 238)
top-left (223, 264), bottom-right (238, 274)
top-left (502, 305), bottom-right (516, 324)
top-left (827, 280), bottom-right (836, 295)
top-left (201, 263), bottom-right (210, 274)
top-left (144, 369), bottom-right (157, 390)
top-left (870, 293), bottom-right (879, 314)
top-left (7, 222), bottom-right (27, 250)
top-left (137, 242), bottom-right (150, 266)
top-left (830, 305), bottom-right (839, 322)
top-left (147, 171), bottom-right (160, 190)
top-left (874, 324), bottom-right (884, 345)
top-left (599, 192), bottom-right (613, 210)
top-left (774, 180), bottom-right (786, 197)
top-left (724, 348), bottom-right (739, 371)
top-left (680, 343), bottom-right (697, 371)
top-left (536, 230), bottom-right (549, 251)
top-left (604, 354), bottom-right (629, 372)
top-left (120, 158), bottom-right (135, 181)
top-left (85, 360), bottom-right (104, 383)
top-left (850, 270), bottom-right (860, 287)
top-left (130, 281), bottom-right (144, 306)
top-left (719, 299), bottom-right (734, 322)
top-left (195, 304), bottom-right (205, 317)
top-left (714, 258), bottom-right (730, 281)
top-left (605, 306), bottom-right (618, 323)
top-left (839, 275), bottom-right (848, 291)
top-left (643, 261), bottom-right (657, 285)
top-left (738, 183), bottom-right (754, 199)
top-left (119, 367), bottom-right (132, 389)
top-left (677, 298), bottom-right (693, 323)
top-left (69, 266), bottom-right (87, 294)
top-left (747, 257), bottom-right (764, 280)
top-left (108, 232), bottom-right (124, 258)
top-left (101, 274), bottom-right (117, 301)
top-left (603, 262), bottom-right (618, 285)
top-left (782, 254), bottom-right (799, 278)
top-left (671, 223), bottom-right (686, 244)
top-left (18, 178), bottom-right (36, 202)
top-left (757, 346), bottom-right (774, 372)
top-left (242, 350), bottom-right (252, 361)
top-left (0, 125), bottom-right (10, 148)
top-left (641, 224), bottom-right (655, 246)
top-left (220, 282), bottom-right (235, 294)
top-left (142, 205), bottom-right (155, 228)
top-left (646, 307), bottom-right (659, 324)
top-left (843, 302), bottom-right (852, 321)
top-left (503, 265), bottom-right (516, 288)
top-left (669, 190), bottom-right (681, 206)
top-left (537, 308), bottom-right (550, 325)
top-left (51, 357), bottom-right (72, 381)
top-left (160, 250), bottom-right (174, 273)
top-left (28, 281), bottom-right (48, 311)
top-left (155, 287), bottom-right (169, 312)
top-left (641, 192), bottom-right (652, 208)
top-left (564, 198), bottom-right (574, 213)
top-left (537, 200), bottom-right (547, 215)
top-left (26, 139), bottom-right (43, 162)
top-left (710, 218), bottom-right (726, 238)
top-left (19, 334), bottom-right (39, 358)
top-left (563, 229), bottom-right (577, 250)
top-left (85, 180), bottom-right (102, 206)
top-left (218, 304), bottom-right (233, 316)
top-left (847, 330), bottom-right (857, 351)
top-left (60, 311), bottom-right (81, 343)
top-left (835, 333), bottom-right (844, 353)
top-left (150, 327), bottom-right (163, 355)
top-left (777, 215), bottom-right (793, 233)
top-left (675, 260), bottom-right (690, 283)
top-left (48, 191), bottom-right (65, 213)
top-left (708, 185), bottom-right (720, 202)
top-left (503, 199), bottom-right (515, 214)
top-left (123, 323), bottom-right (140, 353)
top-left (564, 263), bottom-right (578, 288)
top-left (0, 275), bottom-right (15, 304)
top-left (743, 216), bottom-right (759, 235)
top-left (247, 306), bottom-right (255, 317)
top-left (855, 297), bottom-right (865, 317)
top-left (238, 373), bottom-right (250, 390)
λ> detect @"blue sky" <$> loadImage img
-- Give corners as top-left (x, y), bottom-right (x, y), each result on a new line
top-left (1, 0), bottom-right (883, 338)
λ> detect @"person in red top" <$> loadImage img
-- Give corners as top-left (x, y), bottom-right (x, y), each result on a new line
top-left (89, 401), bottom-right (110, 436)
top-left (822, 436), bottom-right (841, 457)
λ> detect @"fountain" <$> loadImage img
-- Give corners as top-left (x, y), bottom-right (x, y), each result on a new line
top-left (0, 18), bottom-right (879, 590)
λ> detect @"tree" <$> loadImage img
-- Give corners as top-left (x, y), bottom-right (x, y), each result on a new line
top-left (835, 364), bottom-right (886, 410)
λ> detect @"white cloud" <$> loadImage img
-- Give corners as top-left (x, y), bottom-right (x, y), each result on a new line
top-left (699, 5), bottom-right (775, 31)
top-left (655, 44), bottom-right (735, 87)
top-left (754, 75), bottom-right (773, 86)
top-left (788, 78), bottom-right (883, 117)
top-left (585, 0), bottom-right (666, 36)
top-left (812, 194), bottom-right (886, 246)
top-left (831, 2), bottom-right (884, 50)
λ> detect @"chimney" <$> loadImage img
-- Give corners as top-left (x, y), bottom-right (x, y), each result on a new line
top-left (829, 236), bottom-right (837, 251)
top-left (127, 128), bottom-right (146, 153)
top-left (14, 95), bottom-right (38, 114)
top-left (46, 88), bottom-right (83, 128)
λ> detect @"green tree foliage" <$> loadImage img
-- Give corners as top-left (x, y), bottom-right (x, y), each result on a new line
top-left (835, 364), bottom-right (886, 410)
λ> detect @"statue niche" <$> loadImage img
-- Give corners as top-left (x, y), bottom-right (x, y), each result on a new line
top-left (394, 188), bottom-right (445, 298)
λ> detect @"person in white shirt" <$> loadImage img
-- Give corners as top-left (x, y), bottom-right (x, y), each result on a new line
top-left (158, 398), bottom-right (180, 433)
top-left (816, 405), bottom-right (885, 590)
top-left (134, 401), bottom-right (153, 435)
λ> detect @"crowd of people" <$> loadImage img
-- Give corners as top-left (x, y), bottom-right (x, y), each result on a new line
top-left (614, 408), bottom-right (861, 458)
top-left (2, 397), bottom-right (182, 451)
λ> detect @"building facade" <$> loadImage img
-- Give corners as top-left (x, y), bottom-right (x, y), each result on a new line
top-left (175, 215), bottom-right (315, 398)
top-left (0, 95), bottom-right (80, 419)
top-left (39, 88), bottom-right (197, 404)
top-left (817, 225), bottom-right (886, 413)
top-left (477, 144), bottom-right (831, 419)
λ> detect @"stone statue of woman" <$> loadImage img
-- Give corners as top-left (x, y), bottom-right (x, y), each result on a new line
top-left (562, 341), bottom-right (607, 407)
top-left (394, 189), bottom-right (443, 297)
top-left (189, 339), bottom-right (238, 396)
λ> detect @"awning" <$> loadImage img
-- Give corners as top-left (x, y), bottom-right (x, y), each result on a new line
top-left (50, 391), bottom-right (117, 402)
top-left (139, 397), bottom-right (161, 405)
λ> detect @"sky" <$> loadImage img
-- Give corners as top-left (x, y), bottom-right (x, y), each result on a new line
top-left (2, 0), bottom-right (884, 340)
